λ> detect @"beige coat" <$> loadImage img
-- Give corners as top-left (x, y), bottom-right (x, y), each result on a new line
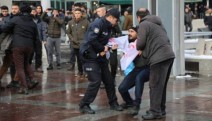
top-left (123, 14), bottom-right (133, 30)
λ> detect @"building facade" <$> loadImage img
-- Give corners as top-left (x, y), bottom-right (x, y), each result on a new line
top-left (0, 0), bottom-right (99, 11)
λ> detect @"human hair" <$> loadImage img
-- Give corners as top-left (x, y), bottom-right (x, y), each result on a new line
top-left (53, 8), bottom-right (59, 12)
top-left (74, 3), bottom-right (82, 8)
top-left (136, 8), bottom-right (150, 18)
top-left (36, 5), bottom-right (43, 14)
top-left (74, 8), bottom-right (82, 13)
top-left (1, 5), bottom-right (8, 10)
top-left (12, 3), bottom-right (20, 8)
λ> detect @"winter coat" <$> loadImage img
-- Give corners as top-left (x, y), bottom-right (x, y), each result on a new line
top-left (137, 15), bottom-right (175, 66)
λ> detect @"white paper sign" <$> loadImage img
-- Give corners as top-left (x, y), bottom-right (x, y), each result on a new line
top-left (107, 36), bottom-right (138, 70)
top-left (120, 41), bottom-right (138, 70)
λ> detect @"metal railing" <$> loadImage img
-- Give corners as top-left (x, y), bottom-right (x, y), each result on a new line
top-left (184, 32), bottom-right (212, 38)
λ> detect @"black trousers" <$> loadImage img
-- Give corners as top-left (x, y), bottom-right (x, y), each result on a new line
top-left (185, 22), bottom-right (193, 32)
top-left (109, 50), bottom-right (118, 80)
top-left (80, 61), bottom-right (117, 107)
top-left (149, 58), bottom-right (174, 116)
top-left (73, 48), bottom-right (83, 73)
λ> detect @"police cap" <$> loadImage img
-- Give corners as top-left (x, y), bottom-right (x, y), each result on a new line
top-left (107, 8), bottom-right (120, 20)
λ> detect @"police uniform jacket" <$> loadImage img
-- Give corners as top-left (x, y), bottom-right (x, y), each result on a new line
top-left (80, 17), bottom-right (112, 62)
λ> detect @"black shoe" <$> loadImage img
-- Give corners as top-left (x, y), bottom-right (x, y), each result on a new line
top-left (57, 64), bottom-right (61, 69)
top-left (120, 103), bottom-right (133, 109)
top-left (129, 105), bottom-right (140, 115)
top-left (67, 64), bottom-right (75, 71)
top-left (110, 103), bottom-right (123, 111)
top-left (161, 111), bottom-right (166, 117)
top-left (28, 80), bottom-right (39, 90)
top-left (18, 87), bottom-right (29, 95)
top-left (146, 110), bottom-right (166, 117)
top-left (6, 81), bottom-right (20, 88)
top-left (47, 64), bottom-right (53, 70)
top-left (79, 105), bottom-right (95, 114)
top-left (142, 111), bottom-right (162, 120)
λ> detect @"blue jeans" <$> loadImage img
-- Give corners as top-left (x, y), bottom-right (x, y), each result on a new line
top-left (118, 66), bottom-right (150, 106)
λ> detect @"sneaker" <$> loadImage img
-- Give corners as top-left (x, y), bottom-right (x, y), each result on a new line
top-left (28, 80), bottom-right (39, 90)
top-left (129, 105), bottom-right (140, 115)
top-left (6, 81), bottom-right (20, 88)
top-left (110, 103), bottom-right (123, 111)
top-left (79, 105), bottom-right (95, 114)
top-left (18, 87), bottom-right (29, 95)
top-left (57, 64), bottom-right (61, 69)
top-left (120, 103), bottom-right (133, 109)
top-left (35, 67), bottom-right (43, 73)
top-left (47, 64), bottom-right (53, 70)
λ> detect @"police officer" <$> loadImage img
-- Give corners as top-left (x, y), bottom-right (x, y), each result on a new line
top-left (79, 8), bottom-right (123, 114)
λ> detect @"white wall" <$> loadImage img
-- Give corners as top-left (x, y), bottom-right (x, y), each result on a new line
top-left (0, 0), bottom-right (12, 11)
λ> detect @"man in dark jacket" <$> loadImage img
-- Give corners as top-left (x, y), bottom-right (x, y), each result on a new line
top-left (79, 8), bottom-right (123, 114)
top-left (31, 8), bottom-right (47, 72)
top-left (0, 4), bottom-right (21, 89)
top-left (41, 8), bottom-right (64, 70)
top-left (136, 8), bottom-right (175, 120)
top-left (1, 5), bottom-right (40, 94)
top-left (0, 5), bottom-right (9, 27)
top-left (204, 9), bottom-right (212, 31)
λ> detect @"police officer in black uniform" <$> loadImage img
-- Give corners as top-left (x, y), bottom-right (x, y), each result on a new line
top-left (79, 8), bottom-right (123, 114)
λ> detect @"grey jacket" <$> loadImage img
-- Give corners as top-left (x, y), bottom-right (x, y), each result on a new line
top-left (136, 15), bottom-right (175, 66)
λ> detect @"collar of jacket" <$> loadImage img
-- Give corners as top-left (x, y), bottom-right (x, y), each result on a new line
top-left (102, 17), bottom-right (112, 29)
top-left (33, 16), bottom-right (42, 23)
top-left (74, 17), bottom-right (83, 23)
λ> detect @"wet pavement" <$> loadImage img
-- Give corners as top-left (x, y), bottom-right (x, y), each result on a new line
top-left (0, 60), bottom-right (212, 121)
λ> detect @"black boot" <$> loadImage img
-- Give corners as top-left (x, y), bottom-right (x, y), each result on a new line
top-left (79, 105), bottom-right (95, 114)
top-left (47, 64), bottom-right (53, 70)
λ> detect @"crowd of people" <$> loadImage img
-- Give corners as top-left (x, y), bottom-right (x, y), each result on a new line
top-left (184, 3), bottom-right (212, 32)
top-left (0, 3), bottom-right (175, 120)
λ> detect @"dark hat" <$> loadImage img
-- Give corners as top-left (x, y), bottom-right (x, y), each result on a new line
top-left (126, 7), bottom-right (132, 14)
top-left (129, 26), bottom-right (138, 32)
top-left (20, 5), bottom-right (32, 13)
top-left (107, 8), bottom-right (120, 20)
